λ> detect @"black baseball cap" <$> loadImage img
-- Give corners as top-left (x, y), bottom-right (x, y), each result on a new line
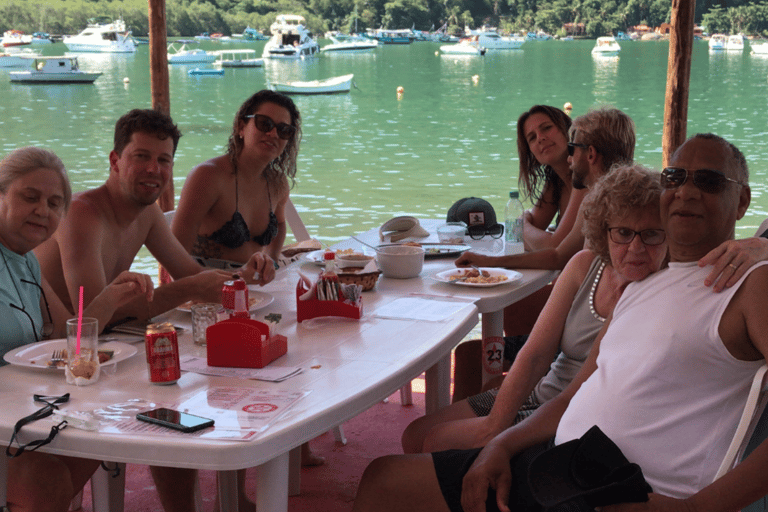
top-left (447, 197), bottom-right (503, 239)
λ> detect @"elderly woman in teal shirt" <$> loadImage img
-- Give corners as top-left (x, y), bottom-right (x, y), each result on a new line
top-left (0, 146), bottom-right (153, 512)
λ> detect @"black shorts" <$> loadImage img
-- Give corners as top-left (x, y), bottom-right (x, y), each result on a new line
top-left (432, 440), bottom-right (594, 512)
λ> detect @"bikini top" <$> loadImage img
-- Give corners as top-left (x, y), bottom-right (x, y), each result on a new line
top-left (208, 173), bottom-right (278, 249)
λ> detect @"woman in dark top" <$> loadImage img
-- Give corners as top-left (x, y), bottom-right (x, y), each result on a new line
top-left (173, 90), bottom-right (301, 265)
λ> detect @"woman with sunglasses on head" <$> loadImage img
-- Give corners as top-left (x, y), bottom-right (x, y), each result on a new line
top-left (452, 106), bottom-right (587, 401)
top-left (172, 90), bottom-right (300, 268)
top-left (0, 146), bottom-right (153, 512)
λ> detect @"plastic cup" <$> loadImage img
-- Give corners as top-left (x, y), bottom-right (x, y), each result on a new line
top-left (191, 303), bottom-right (222, 346)
top-left (65, 317), bottom-right (100, 386)
top-left (437, 222), bottom-right (467, 244)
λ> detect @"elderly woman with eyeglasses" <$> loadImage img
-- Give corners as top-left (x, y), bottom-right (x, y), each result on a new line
top-left (0, 146), bottom-right (153, 512)
top-left (172, 89), bottom-right (301, 268)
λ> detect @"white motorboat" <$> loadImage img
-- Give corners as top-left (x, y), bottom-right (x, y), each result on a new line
top-left (214, 49), bottom-right (264, 67)
top-left (262, 14), bottom-right (320, 59)
top-left (0, 49), bottom-right (39, 68)
top-left (321, 35), bottom-right (378, 53)
top-left (440, 39), bottom-right (486, 55)
top-left (9, 56), bottom-right (102, 83)
top-left (465, 26), bottom-right (524, 49)
top-left (726, 34), bottom-right (745, 51)
top-left (63, 17), bottom-right (136, 53)
top-left (168, 41), bottom-right (217, 64)
top-left (2, 30), bottom-right (32, 47)
top-left (709, 34), bottom-right (727, 50)
top-left (751, 42), bottom-right (768, 55)
top-left (591, 36), bottom-right (621, 55)
top-left (269, 73), bottom-right (354, 94)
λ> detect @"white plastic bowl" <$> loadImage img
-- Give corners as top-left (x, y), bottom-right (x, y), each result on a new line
top-left (375, 245), bottom-right (425, 279)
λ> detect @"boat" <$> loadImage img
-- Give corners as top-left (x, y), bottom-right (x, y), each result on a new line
top-left (9, 56), bottom-right (102, 83)
top-left (726, 34), bottom-right (745, 51)
top-left (63, 17), bottom-right (136, 53)
top-left (440, 38), bottom-right (486, 55)
top-left (242, 26), bottom-right (269, 41)
top-left (210, 33), bottom-right (234, 43)
top-left (709, 34), bottom-right (727, 50)
top-left (465, 26), bottom-right (524, 50)
top-left (751, 42), bottom-right (768, 55)
top-left (214, 49), bottom-right (264, 67)
top-left (188, 68), bottom-right (225, 76)
top-left (2, 30), bottom-right (32, 47)
top-left (268, 73), bottom-right (354, 94)
top-left (194, 32), bottom-right (212, 41)
top-left (591, 36), bottom-right (621, 55)
top-left (167, 41), bottom-right (217, 64)
top-left (262, 14), bottom-right (320, 59)
top-left (321, 35), bottom-right (378, 53)
top-left (366, 29), bottom-right (413, 44)
top-left (0, 49), bottom-right (39, 68)
top-left (31, 32), bottom-right (53, 44)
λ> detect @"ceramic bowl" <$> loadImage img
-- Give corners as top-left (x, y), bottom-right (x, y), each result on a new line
top-left (375, 245), bottom-right (425, 279)
top-left (336, 253), bottom-right (375, 269)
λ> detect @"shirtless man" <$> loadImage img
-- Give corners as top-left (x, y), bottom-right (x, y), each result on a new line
top-left (35, 109), bottom-right (275, 322)
top-left (353, 133), bottom-right (768, 512)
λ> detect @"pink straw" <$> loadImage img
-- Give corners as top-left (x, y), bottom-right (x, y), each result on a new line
top-left (76, 286), bottom-right (84, 354)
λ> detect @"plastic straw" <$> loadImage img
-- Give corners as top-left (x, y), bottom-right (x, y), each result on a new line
top-left (76, 286), bottom-right (84, 354)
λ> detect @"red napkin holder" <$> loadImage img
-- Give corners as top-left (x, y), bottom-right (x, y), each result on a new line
top-left (296, 280), bottom-right (363, 322)
top-left (206, 317), bottom-right (287, 368)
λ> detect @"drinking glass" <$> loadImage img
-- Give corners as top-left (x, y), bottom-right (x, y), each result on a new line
top-left (191, 303), bottom-right (222, 346)
top-left (65, 317), bottom-right (100, 385)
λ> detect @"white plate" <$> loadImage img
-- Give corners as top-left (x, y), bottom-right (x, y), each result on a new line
top-left (176, 288), bottom-right (274, 313)
top-left (3, 339), bottom-right (138, 370)
top-left (433, 267), bottom-right (523, 287)
top-left (306, 249), bottom-right (370, 266)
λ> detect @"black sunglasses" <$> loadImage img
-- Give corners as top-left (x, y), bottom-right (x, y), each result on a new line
top-left (10, 278), bottom-right (54, 342)
top-left (7, 393), bottom-right (70, 458)
top-left (608, 227), bottom-right (666, 246)
top-left (467, 223), bottom-right (504, 240)
top-left (244, 114), bottom-right (296, 140)
top-left (567, 142), bottom-right (590, 156)
top-left (661, 167), bottom-right (744, 194)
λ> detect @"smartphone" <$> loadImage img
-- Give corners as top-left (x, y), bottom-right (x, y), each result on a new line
top-left (136, 408), bottom-right (214, 433)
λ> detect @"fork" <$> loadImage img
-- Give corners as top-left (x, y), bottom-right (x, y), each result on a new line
top-left (48, 349), bottom-right (64, 368)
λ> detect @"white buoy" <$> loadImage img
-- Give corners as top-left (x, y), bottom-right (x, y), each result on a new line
top-left (123, 77), bottom-right (130, 83)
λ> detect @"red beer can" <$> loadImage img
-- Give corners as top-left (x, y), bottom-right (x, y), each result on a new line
top-left (145, 322), bottom-right (181, 385)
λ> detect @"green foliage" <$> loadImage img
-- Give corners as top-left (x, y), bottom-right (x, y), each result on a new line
top-left (0, 0), bottom-right (763, 37)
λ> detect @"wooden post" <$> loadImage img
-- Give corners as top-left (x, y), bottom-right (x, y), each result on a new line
top-left (148, 0), bottom-right (173, 213)
top-left (148, 0), bottom-right (174, 284)
top-left (662, 0), bottom-right (695, 166)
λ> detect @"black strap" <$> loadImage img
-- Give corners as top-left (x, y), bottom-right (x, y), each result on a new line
top-left (6, 394), bottom-right (69, 458)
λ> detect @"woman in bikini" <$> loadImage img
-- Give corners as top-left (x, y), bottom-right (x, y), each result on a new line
top-left (172, 90), bottom-right (301, 267)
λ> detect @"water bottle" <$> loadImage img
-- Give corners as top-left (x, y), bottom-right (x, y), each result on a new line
top-left (505, 191), bottom-right (524, 252)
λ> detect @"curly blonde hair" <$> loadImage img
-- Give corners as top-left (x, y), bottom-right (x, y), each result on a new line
top-left (581, 163), bottom-right (662, 261)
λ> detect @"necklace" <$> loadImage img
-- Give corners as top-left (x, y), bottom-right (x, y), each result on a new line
top-left (589, 259), bottom-right (607, 322)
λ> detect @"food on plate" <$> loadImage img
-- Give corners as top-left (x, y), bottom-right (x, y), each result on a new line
top-left (449, 268), bottom-right (509, 284)
top-left (40, 348), bottom-right (114, 367)
top-left (334, 248), bottom-right (359, 256)
top-left (402, 242), bottom-right (422, 248)
top-left (282, 238), bottom-right (322, 257)
top-left (180, 296), bottom-right (261, 310)
top-left (98, 349), bottom-right (115, 364)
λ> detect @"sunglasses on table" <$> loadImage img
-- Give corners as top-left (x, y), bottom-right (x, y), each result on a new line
top-left (567, 142), bottom-right (590, 156)
top-left (660, 167), bottom-right (744, 194)
top-left (607, 227), bottom-right (666, 246)
top-left (244, 114), bottom-right (296, 140)
top-left (6, 393), bottom-right (70, 458)
top-left (467, 224), bottom-right (504, 240)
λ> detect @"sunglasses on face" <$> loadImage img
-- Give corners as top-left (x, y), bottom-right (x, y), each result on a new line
top-left (567, 142), bottom-right (589, 156)
top-left (244, 114), bottom-right (296, 140)
top-left (608, 227), bottom-right (666, 246)
top-left (467, 224), bottom-right (504, 240)
top-left (660, 167), bottom-right (743, 194)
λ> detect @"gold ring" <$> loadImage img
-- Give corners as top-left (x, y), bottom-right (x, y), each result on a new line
top-left (729, 263), bottom-right (738, 270)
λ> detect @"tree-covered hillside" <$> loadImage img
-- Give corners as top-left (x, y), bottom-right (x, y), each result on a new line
top-left (3, 0), bottom-right (768, 40)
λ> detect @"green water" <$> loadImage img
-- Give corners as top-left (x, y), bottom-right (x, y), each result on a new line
top-left (1, 39), bottom-right (766, 274)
